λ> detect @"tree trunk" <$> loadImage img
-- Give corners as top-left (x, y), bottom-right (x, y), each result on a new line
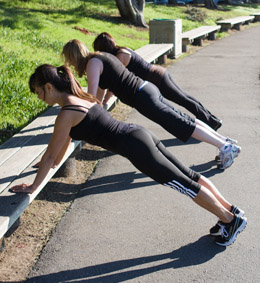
top-left (168, 0), bottom-right (178, 5)
top-left (115, 0), bottom-right (147, 27)
top-left (204, 0), bottom-right (218, 9)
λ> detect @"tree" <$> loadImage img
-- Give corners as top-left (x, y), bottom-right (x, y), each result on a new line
top-left (168, 0), bottom-right (178, 5)
top-left (204, 0), bottom-right (218, 9)
top-left (115, 0), bottom-right (148, 27)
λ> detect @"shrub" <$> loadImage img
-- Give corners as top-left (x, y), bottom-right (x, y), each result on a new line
top-left (185, 7), bottom-right (208, 22)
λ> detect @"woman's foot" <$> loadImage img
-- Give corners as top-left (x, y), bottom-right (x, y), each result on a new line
top-left (215, 215), bottom-right (247, 246)
top-left (210, 205), bottom-right (245, 236)
top-left (218, 143), bottom-right (241, 170)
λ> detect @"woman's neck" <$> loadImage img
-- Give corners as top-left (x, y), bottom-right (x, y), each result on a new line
top-left (55, 92), bottom-right (71, 108)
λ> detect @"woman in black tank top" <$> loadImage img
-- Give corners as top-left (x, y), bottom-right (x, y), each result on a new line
top-left (10, 63), bottom-right (246, 247)
top-left (62, 39), bottom-right (241, 170)
top-left (93, 32), bottom-right (222, 130)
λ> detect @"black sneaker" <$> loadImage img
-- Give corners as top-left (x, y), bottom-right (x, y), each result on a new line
top-left (209, 206), bottom-right (245, 236)
top-left (215, 215), bottom-right (247, 246)
top-left (210, 221), bottom-right (222, 236)
top-left (231, 205), bottom-right (245, 217)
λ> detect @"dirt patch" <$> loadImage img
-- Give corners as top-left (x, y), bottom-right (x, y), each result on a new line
top-left (0, 102), bottom-right (132, 282)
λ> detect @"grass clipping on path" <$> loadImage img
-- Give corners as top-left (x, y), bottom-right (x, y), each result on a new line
top-left (0, 102), bottom-right (132, 282)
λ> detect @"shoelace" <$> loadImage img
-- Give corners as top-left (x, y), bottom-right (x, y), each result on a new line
top-left (220, 224), bottom-right (229, 238)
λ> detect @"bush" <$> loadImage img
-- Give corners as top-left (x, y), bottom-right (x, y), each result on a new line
top-left (185, 7), bottom-right (208, 22)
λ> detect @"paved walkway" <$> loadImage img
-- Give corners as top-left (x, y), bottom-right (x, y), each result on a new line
top-left (27, 26), bottom-right (260, 282)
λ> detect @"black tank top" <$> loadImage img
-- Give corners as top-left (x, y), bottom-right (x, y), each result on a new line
top-left (122, 48), bottom-right (165, 88)
top-left (92, 53), bottom-right (143, 106)
top-left (125, 48), bottom-right (152, 81)
top-left (63, 104), bottom-right (133, 154)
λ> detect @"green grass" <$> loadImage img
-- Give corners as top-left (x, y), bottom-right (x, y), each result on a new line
top-left (0, 0), bottom-right (260, 144)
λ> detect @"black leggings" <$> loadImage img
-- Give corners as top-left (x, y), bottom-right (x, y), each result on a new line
top-left (132, 82), bottom-right (196, 142)
top-left (158, 71), bottom-right (220, 129)
top-left (118, 125), bottom-right (201, 199)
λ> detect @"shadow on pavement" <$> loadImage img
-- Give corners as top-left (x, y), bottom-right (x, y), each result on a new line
top-left (161, 137), bottom-right (201, 147)
top-left (78, 171), bottom-right (157, 198)
top-left (26, 236), bottom-right (225, 282)
top-left (190, 160), bottom-right (223, 178)
top-left (78, 160), bottom-right (223, 199)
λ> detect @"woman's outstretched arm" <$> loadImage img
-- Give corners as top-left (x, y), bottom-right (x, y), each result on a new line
top-left (10, 112), bottom-right (73, 194)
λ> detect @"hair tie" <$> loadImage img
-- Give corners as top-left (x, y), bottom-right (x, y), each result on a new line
top-left (57, 66), bottom-right (66, 77)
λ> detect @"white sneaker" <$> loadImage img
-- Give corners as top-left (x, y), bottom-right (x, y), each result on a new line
top-left (219, 143), bottom-right (241, 169)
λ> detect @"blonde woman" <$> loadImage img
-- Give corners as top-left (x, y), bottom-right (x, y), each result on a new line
top-left (62, 39), bottom-right (241, 170)
top-left (93, 32), bottom-right (222, 130)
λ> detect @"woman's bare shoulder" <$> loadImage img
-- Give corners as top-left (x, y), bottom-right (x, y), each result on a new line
top-left (116, 48), bottom-right (131, 66)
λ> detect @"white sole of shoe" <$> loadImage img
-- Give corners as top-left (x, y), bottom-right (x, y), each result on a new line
top-left (211, 231), bottom-right (222, 236)
top-left (236, 210), bottom-right (245, 218)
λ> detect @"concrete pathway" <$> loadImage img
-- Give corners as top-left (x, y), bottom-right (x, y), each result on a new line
top-left (27, 25), bottom-right (260, 283)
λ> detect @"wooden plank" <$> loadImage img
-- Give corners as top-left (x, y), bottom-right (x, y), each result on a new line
top-left (251, 13), bottom-right (260, 21)
top-left (145, 44), bottom-right (173, 62)
top-left (105, 96), bottom-right (118, 110)
top-left (217, 16), bottom-right (255, 32)
top-left (135, 44), bottom-right (173, 63)
top-left (135, 44), bottom-right (165, 62)
top-left (182, 25), bottom-right (221, 51)
top-left (82, 87), bottom-right (119, 111)
top-left (182, 26), bottom-right (221, 41)
top-left (0, 124), bottom-right (54, 193)
top-left (217, 16), bottom-right (255, 25)
top-left (0, 139), bottom-right (80, 239)
top-left (0, 105), bottom-right (59, 167)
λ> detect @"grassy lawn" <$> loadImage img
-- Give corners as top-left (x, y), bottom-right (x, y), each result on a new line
top-left (0, 0), bottom-right (260, 144)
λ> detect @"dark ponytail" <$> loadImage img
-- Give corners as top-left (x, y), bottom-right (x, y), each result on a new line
top-left (93, 32), bottom-right (120, 55)
top-left (29, 64), bottom-right (101, 105)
